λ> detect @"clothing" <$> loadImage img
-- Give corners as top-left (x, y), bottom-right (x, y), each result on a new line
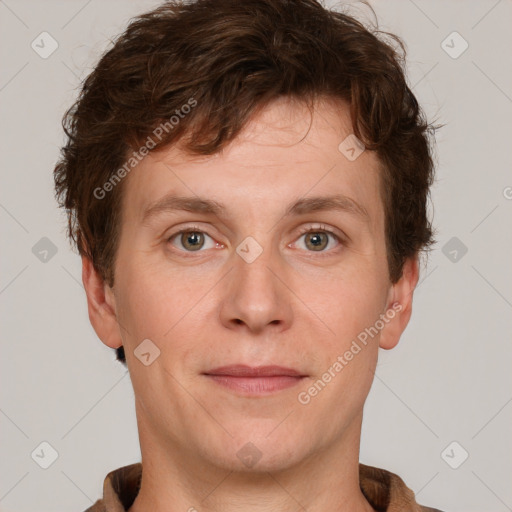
top-left (84, 462), bottom-right (444, 512)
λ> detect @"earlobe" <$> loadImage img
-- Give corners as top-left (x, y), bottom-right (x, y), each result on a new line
top-left (81, 256), bottom-right (123, 350)
top-left (378, 256), bottom-right (420, 350)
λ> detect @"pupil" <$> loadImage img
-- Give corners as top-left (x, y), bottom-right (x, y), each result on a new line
top-left (307, 233), bottom-right (326, 251)
top-left (183, 232), bottom-right (203, 250)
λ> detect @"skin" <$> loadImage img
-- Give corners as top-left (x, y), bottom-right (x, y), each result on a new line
top-left (83, 96), bottom-right (419, 512)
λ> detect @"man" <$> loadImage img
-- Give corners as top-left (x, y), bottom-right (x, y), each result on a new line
top-left (53, 0), bottom-right (442, 510)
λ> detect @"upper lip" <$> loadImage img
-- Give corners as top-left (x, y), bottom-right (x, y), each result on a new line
top-left (204, 365), bottom-right (305, 377)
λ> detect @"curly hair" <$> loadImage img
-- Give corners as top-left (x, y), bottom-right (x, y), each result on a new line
top-left (53, 0), bottom-right (440, 365)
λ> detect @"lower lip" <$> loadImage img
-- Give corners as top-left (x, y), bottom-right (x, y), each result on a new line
top-left (205, 375), bottom-right (305, 395)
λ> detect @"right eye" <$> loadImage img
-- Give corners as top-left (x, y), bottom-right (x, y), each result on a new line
top-left (167, 228), bottom-right (221, 252)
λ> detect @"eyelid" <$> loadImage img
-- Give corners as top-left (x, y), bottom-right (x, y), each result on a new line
top-left (166, 224), bottom-right (222, 252)
top-left (295, 223), bottom-right (346, 242)
top-left (166, 224), bottom-right (210, 241)
top-left (290, 223), bottom-right (346, 252)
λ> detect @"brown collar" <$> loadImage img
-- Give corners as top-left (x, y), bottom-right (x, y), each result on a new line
top-left (85, 462), bottom-right (442, 512)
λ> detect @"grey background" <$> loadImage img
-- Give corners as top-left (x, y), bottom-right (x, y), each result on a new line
top-left (1, 0), bottom-right (511, 511)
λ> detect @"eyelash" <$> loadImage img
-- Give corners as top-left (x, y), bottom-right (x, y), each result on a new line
top-left (167, 224), bottom-right (344, 255)
top-left (294, 224), bottom-right (343, 253)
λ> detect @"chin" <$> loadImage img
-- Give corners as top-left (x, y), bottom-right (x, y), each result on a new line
top-left (202, 426), bottom-right (310, 474)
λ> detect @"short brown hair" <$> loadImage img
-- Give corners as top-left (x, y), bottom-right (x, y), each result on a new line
top-left (54, 0), bottom-right (440, 365)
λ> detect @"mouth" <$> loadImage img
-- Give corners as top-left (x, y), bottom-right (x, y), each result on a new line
top-left (202, 365), bottom-right (308, 395)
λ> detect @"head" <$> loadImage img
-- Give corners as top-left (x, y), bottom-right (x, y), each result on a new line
top-left (54, 0), bottom-right (438, 473)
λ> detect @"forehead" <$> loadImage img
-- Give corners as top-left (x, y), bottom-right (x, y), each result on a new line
top-left (120, 96), bottom-right (384, 232)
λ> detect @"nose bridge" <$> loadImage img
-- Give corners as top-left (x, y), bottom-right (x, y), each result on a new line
top-left (220, 235), bottom-right (292, 332)
top-left (235, 237), bottom-right (276, 288)
top-left (234, 235), bottom-right (279, 305)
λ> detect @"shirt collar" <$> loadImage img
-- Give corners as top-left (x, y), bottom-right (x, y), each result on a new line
top-left (87, 462), bottom-right (431, 512)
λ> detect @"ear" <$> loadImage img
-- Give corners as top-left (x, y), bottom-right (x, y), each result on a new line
top-left (81, 256), bottom-right (123, 350)
top-left (379, 256), bottom-right (420, 350)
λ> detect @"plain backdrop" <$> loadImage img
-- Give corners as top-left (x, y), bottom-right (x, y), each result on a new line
top-left (1, 1), bottom-right (511, 511)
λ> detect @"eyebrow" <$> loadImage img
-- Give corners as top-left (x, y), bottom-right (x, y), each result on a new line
top-left (141, 193), bottom-right (370, 225)
top-left (285, 195), bottom-right (369, 223)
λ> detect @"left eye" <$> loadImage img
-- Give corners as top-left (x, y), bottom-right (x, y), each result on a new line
top-left (294, 229), bottom-right (341, 252)
top-left (169, 230), bottom-right (218, 252)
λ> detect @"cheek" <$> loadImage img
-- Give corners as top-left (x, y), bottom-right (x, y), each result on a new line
top-left (114, 258), bottom-right (216, 369)
top-left (305, 273), bottom-right (383, 402)
top-left (114, 259), bottom-right (187, 339)
top-left (311, 269), bottom-right (387, 348)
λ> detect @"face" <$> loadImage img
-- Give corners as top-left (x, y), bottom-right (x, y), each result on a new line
top-left (87, 96), bottom-right (416, 473)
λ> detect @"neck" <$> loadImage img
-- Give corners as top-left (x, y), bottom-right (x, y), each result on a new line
top-left (128, 413), bottom-right (374, 512)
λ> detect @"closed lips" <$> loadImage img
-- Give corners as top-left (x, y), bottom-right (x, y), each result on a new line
top-left (204, 365), bottom-right (306, 377)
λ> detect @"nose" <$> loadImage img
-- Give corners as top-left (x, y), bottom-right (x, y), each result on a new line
top-left (219, 240), bottom-right (293, 334)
